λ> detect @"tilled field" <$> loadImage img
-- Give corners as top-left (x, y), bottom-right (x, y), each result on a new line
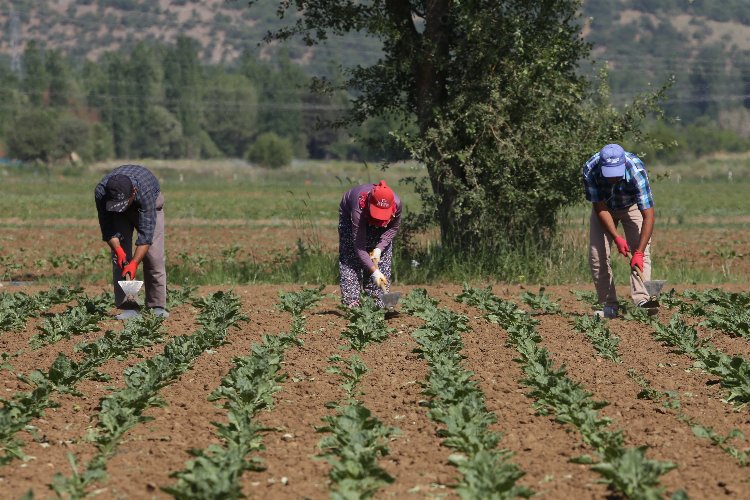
top-left (1, 283), bottom-right (749, 499)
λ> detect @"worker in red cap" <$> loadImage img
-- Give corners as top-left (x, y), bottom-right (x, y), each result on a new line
top-left (338, 180), bottom-right (402, 308)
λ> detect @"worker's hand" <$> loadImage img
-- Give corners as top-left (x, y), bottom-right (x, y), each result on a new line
top-left (371, 269), bottom-right (388, 291)
top-left (113, 246), bottom-right (127, 269)
top-left (121, 261), bottom-right (138, 280)
top-left (630, 250), bottom-right (644, 273)
top-left (613, 236), bottom-right (630, 257)
top-left (369, 248), bottom-right (381, 266)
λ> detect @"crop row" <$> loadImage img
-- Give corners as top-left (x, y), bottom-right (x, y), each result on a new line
top-left (0, 286), bottom-right (84, 333)
top-left (458, 286), bottom-right (682, 499)
top-left (165, 286), bottom-right (324, 498)
top-left (0, 313), bottom-right (165, 467)
top-left (48, 291), bottom-right (245, 498)
top-left (317, 295), bottom-right (397, 498)
top-left (401, 289), bottom-right (531, 498)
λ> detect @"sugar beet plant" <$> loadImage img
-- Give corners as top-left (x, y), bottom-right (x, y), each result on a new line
top-left (317, 354), bottom-right (397, 499)
top-left (458, 285), bottom-right (682, 499)
top-left (629, 311), bottom-right (750, 406)
top-left (664, 289), bottom-right (750, 341)
top-left (0, 286), bottom-right (84, 333)
top-left (29, 292), bottom-right (112, 349)
top-left (340, 295), bottom-right (393, 350)
top-left (401, 289), bottom-right (532, 499)
top-left (48, 291), bottom-right (246, 499)
top-left (572, 315), bottom-right (621, 363)
top-left (629, 370), bottom-right (750, 467)
top-left (315, 295), bottom-right (398, 499)
top-left (0, 313), bottom-right (165, 466)
top-left (165, 286), bottom-right (323, 499)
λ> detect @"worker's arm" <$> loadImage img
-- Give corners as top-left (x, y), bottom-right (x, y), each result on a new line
top-left (593, 201), bottom-right (629, 257)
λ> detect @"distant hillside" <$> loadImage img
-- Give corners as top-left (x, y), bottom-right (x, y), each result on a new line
top-left (0, 0), bottom-right (382, 75)
top-left (2, 0), bottom-right (750, 131)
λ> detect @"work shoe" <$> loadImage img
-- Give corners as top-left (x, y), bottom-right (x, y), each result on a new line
top-left (150, 307), bottom-right (170, 318)
top-left (115, 309), bottom-right (141, 320)
top-left (637, 299), bottom-right (659, 316)
top-left (594, 306), bottom-right (618, 319)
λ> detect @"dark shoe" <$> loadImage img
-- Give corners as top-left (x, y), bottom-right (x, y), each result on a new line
top-left (594, 306), bottom-right (618, 319)
top-left (637, 299), bottom-right (659, 316)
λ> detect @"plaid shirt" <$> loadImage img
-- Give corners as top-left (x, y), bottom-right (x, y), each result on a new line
top-left (95, 165), bottom-right (161, 245)
top-left (582, 151), bottom-right (654, 211)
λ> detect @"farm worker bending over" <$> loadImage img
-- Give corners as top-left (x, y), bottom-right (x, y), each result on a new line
top-left (582, 144), bottom-right (657, 319)
top-left (338, 180), bottom-right (401, 308)
top-left (94, 164), bottom-right (168, 320)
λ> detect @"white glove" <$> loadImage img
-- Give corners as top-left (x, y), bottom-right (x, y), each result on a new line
top-left (371, 269), bottom-right (388, 291)
top-left (369, 248), bottom-right (381, 266)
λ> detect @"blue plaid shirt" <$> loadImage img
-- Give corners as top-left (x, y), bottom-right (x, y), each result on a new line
top-left (582, 151), bottom-right (654, 211)
top-left (95, 165), bottom-right (161, 245)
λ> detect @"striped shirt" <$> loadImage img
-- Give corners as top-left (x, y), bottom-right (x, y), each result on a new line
top-left (582, 151), bottom-right (654, 211)
top-left (95, 165), bottom-right (161, 245)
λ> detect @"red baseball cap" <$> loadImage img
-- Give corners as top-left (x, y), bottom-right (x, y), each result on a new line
top-left (368, 180), bottom-right (395, 221)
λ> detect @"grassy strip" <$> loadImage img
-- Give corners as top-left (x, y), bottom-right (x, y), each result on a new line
top-left (47, 291), bottom-right (246, 498)
top-left (0, 286), bottom-right (84, 333)
top-left (458, 285), bottom-right (681, 499)
top-left (164, 286), bottom-right (323, 498)
top-left (0, 313), bottom-right (165, 466)
top-left (402, 289), bottom-right (532, 498)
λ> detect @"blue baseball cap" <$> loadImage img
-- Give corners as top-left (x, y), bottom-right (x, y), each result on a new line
top-left (599, 144), bottom-right (626, 178)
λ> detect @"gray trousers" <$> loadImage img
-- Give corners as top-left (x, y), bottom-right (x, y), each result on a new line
top-left (111, 193), bottom-right (166, 309)
top-left (589, 204), bottom-right (651, 307)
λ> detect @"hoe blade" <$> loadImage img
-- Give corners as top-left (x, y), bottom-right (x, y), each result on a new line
top-left (644, 280), bottom-right (666, 298)
top-left (118, 280), bottom-right (143, 296)
top-left (383, 292), bottom-right (401, 309)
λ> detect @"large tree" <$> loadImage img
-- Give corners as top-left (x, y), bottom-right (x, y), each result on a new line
top-left (255, 1), bottom-right (665, 249)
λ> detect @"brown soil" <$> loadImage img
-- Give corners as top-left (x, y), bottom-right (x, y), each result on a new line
top-left (0, 284), bottom-right (749, 499)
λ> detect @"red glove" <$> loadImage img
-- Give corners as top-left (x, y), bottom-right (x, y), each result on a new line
top-left (613, 236), bottom-right (630, 257)
top-left (121, 261), bottom-right (138, 280)
top-left (630, 250), bottom-right (644, 273)
top-left (113, 247), bottom-right (127, 269)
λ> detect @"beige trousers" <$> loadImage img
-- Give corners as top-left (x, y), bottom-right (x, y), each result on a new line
top-left (111, 193), bottom-right (166, 309)
top-left (589, 204), bottom-right (651, 307)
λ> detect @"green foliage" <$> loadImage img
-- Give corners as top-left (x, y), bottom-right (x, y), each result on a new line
top-left (166, 286), bottom-right (320, 498)
top-left (262, 2), bottom-right (668, 250)
top-left (458, 286), bottom-right (676, 497)
top-left (402, 289), bottom-right (532, 498)
top-left (246, 132), bottom-right (293, 169)
top-left (317, 402), bottom-right (396, 499)
top-left (7, 109), bottom-right (59, 162)
top-left (340, 295), bottom-right (393, 350)
top-left (202, 72), bottom-right (258, 157)
top-left (53, 291), bottom-right (245, 496)
top-left (572, 315), bottom-right (621, 363)
top-left (520, 288), bottom-right (562, 315)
